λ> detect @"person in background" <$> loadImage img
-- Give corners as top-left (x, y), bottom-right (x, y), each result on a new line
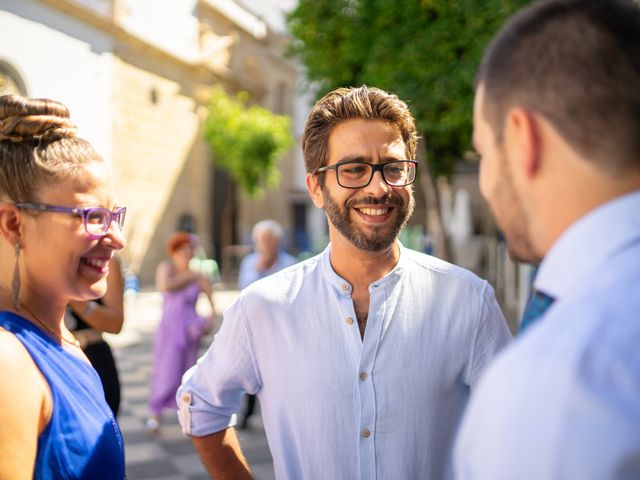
top-left (236, 219), bottom-right (298, 429)
top-left (66, 255), bottom-right (124, 417)
top-left (454, 1), bottom-right (640, 478)
top-left (147, 231), bottom-right (214, 433)
top-left (177, 85), bottom-right (512, 479)
top-left (0, 94), bottom-right (126, 478)
top-left (237, 219), bottom-right (298, 290)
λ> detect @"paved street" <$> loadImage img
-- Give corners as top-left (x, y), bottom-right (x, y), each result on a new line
top-left (107, 289), bottom-right (274, 480)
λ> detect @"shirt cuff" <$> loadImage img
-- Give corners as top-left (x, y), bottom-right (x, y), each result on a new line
top-left (176, 385), bottom-right (237, 437)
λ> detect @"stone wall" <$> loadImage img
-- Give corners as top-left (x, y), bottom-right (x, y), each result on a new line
top-left (111, 46), bottom-right (213, 285)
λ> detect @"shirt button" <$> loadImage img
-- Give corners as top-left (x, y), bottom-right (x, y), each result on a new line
top-left (359, 372), bottom-right (368, 381)
top-left (341, 284), bottom-right (350, 291)
top-left (346, 317), bottom-right (354, 325)
top-left (362, 429), bottom-right (371, 438)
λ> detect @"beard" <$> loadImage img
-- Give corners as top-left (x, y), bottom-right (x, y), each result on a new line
top-left (322, 185), bottom-right (415, 252)
top-left (491, 152), bottom-right (540, 264)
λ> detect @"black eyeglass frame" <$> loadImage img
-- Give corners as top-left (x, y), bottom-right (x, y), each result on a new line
top-left (314, 160), bottom-right (418, 189)
top-left (14, 202), bottom-right (127, 237)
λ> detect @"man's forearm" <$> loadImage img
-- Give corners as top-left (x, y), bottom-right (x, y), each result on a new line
top-left (191, 428), bottom-right (252, 480)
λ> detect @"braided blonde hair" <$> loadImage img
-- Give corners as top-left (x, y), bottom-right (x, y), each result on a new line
top-left (0, 94), bottom-right (102, 203)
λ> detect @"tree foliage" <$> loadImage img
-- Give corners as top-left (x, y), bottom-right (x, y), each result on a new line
top-left (288, 0), bottom-right (530, 176)
top-left (203, 87), bottom-right (294, 197)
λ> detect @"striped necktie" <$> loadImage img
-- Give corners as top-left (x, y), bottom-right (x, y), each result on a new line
top-left (520, 290), bottom-right (555, 333)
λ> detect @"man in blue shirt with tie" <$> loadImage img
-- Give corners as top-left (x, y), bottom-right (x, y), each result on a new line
top-left (178, 85), bottom-right (512, 479)
top-left (455, 1), bottom-right (640, 478)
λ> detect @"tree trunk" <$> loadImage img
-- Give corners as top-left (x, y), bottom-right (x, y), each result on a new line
top-left (220, 180), bottom-right (237, 282)
top-left (416, 138), bottom-right (451, 261)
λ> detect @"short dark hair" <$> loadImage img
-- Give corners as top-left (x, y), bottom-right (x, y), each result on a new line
top-left (302, 85), bottom-right (418, 178)
top-left (477, 0), bottom-right (640, 175)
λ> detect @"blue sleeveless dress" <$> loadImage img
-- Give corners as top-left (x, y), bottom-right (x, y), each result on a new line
top-left (0, 312), bottom-right (125, 479)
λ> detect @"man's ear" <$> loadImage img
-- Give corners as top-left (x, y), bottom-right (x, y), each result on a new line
top-left (504, 107), bottom-right (541, 179)
top-left (306, 173), bottom-right (325, 208)
top-left (0, 204), bottom-right (22, 246)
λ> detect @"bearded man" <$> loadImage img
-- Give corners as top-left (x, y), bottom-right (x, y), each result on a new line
top-left (177, 85), bottom-right (512, 480)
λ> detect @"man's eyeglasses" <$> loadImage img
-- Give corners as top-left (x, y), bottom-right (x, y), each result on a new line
top-left (15, 202), bottom-right (126, 237)
top-left (315, 160), bottom-right (418, 189)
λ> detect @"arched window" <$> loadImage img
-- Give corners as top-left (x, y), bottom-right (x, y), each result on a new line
top-left (0, 61), bottom-right (27, 96)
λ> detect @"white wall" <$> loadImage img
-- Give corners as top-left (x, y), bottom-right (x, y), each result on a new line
top-left (118, 0), bottom-right (200, 63)
top-left (0, 0), bottom-right (114, 163)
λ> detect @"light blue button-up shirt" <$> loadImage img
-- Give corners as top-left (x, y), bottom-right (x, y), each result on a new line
top-left (454, 191), bottom-right (640, 479)
top-left (179, 244), bottom-right (511, 479)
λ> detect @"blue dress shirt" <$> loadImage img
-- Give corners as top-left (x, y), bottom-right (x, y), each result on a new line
top-left (179, 244), bottom-right (511, 479)
top-left (454, 191), bottom-right (640, 480)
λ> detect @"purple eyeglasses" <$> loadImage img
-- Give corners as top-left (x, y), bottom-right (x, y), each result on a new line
top-left (15, 202), bottom-right (126, 236)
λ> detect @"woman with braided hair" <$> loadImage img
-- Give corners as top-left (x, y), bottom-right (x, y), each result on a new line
top-left (0, 94), bottom-right (126, 478)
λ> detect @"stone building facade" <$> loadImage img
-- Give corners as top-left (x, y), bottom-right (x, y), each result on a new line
top-left (0, 0), bottom-right (314, 285)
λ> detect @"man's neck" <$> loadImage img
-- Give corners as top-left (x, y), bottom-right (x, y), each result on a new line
top-left (329, 237), bottom-right (401, 289)
top-left (532, 154), bottom-right (640, 256)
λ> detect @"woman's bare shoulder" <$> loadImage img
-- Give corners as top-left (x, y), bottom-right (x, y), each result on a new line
top-left (0, 328), bottom-right (51, 479)
top-left (0, 327), bottom-right (48, 397)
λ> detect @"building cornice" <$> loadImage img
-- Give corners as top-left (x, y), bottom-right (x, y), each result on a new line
top-left (198, 0), bottom-right (267, 40)
top-left (39, 0), bottom-right (200, 68)
top-left (38, 0), bottom-right (269, 97)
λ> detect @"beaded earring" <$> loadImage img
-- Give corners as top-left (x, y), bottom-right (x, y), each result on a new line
top-left (12, 242), bottom-right (20, 310)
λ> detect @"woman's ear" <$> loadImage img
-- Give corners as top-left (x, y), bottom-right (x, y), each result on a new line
top-left (0, 204), bottom-right (22, 245)
top-left (306, 173), bottom-right (325, 209)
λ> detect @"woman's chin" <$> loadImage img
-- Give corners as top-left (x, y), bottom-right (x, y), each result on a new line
top-left (80, 280), bottom-right (108, 300)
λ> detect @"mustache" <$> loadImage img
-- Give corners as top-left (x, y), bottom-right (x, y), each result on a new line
top-left (346, 192), bottom-right (404, 209)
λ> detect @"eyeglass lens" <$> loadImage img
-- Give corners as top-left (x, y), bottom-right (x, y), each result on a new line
top-left (338, 161), bottom-right (415, 188)
top-left (84, 208), bottom-right (125, 235)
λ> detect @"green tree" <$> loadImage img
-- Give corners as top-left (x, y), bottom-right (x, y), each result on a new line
top-left (288, 0), bottom-right (529, 258)
top-left (203, 87), bottom-right (294, 265)
top-left (203, 87), bottom-right (294, 197)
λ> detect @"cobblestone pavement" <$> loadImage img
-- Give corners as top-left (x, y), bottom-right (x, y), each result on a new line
top-left (107, 290), bottom-right (274, 480)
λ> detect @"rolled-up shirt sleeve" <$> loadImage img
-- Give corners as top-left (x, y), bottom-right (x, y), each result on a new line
top-left (177, 295), bottom-right (261, 436)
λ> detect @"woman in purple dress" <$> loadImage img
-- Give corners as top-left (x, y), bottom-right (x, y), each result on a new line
top-left (147, 232), bottom-right (214, 432)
